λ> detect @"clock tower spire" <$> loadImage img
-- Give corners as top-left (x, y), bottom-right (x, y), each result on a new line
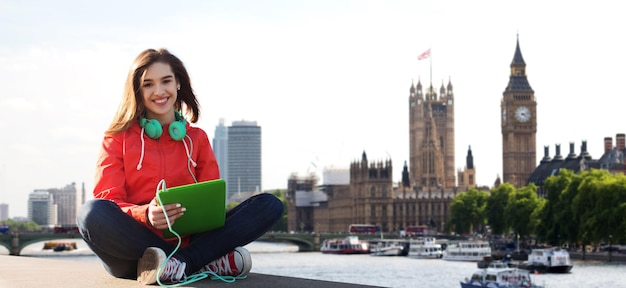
top-left (501, 34), bottom-right (537, 188)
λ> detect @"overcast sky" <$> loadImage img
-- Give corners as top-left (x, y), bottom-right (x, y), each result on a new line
top-left (1, 0), bottom-right (625, 218)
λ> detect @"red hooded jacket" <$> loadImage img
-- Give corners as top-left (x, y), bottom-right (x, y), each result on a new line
top-left (93, 120), bottom-right (220, 246)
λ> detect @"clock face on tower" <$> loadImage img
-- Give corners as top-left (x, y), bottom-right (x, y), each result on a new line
top-left (515, 106), bottom-right (531, 122)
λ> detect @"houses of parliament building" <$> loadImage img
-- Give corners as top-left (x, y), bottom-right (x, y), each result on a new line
top-left (286, 36), bottom-right (537, 234)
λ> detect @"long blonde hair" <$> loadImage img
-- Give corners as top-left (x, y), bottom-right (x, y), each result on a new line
top-left (105, 48), bottom-right (200, 135)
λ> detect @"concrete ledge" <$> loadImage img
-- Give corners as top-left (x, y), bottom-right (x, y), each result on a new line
top-left (0, 255), bottom-right (381, 288)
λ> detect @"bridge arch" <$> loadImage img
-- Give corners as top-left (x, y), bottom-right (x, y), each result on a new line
top-left (0, 233), bottom-right (82, 256)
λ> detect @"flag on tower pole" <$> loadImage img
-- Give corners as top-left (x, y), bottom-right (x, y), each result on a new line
top-left (417, 48), bottom-right (433, 87)
top-left (418, 49), bottom-right (431, 60)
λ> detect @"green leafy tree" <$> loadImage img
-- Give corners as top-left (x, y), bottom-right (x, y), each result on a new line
top-left (619, 202), bottom-right (626, 243)
top-left (505, 183), bottom-right (542, 239)
top-left (1, 219), bottom-right (40, 232)
top-left (573, 169), bottom-right (626, 245)
top-left (528, 168), bottom-right (626, 247)
top-left (486, 183), bottom-right (515, 235)
top-left (553, 169), bottom-right (584, 246)
top-left (572, 169), bottom-right (609, 244)
top-left (537, 169), bottom-right (575, 244)
top-left (529, 195), bottom-right (546, 239)
top-left (448, 188), bottom-right (489, 235)
top-left (596, 174), bottom-right (626, 243)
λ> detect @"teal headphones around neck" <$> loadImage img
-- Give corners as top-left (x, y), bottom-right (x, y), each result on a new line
top-left (139, 110), bottom-right (187, 141)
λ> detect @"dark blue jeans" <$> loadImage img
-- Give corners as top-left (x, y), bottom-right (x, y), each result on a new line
top-left (76, 193), bottom-right (283, 279)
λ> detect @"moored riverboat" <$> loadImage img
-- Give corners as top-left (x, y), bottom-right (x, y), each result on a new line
top-left (517, 247), bottom-right (573, 273)
top-left (321, 236), bottom-right (370, 254)
top-left (461, 261), bottom-right (544, 288)
top-left (443, 240), bottom-right (492, 262)
top-left (407, 237), bottom-right (443, 259)
top-left (43, 241), bottom-right (77, 252)
top-left (369, 239), bottom-right (409, 256)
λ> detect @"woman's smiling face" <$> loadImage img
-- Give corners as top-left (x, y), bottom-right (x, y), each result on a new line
top-left (141, 62), bottom-right (179, 123)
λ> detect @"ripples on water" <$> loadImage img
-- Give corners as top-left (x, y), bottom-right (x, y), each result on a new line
top-left (7, 240), bottom-right (626, 288)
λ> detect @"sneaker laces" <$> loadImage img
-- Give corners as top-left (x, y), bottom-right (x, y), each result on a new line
top-left (159, 257), bottom-right (187, 283)
top-left (205, 252), bottom-right (239, 276)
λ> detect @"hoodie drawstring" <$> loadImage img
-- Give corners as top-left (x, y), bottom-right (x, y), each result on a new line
top-left (137, 127), bottom-right (147, 170)
top-left (183, 135), bottom-right (198, 183)
top-left (136, 128), bottom-right (198, 183)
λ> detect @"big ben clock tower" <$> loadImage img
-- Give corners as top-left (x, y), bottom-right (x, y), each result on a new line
top-left (501, 35), bottom-right (537, 188)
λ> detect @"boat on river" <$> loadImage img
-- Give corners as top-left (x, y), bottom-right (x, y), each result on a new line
top-left (460, 261), bottom-right (544, 288)
top-left (443, 240), bottom-right (491, 262)
top-left (407, 237), bottom-right (443, 259)
top-left (321, 236), bottom-right (370, 254)
top-left (43, 241), bottom-right (77, 252)
top-left (517, 247), bottom-right (573, 273)
top-left (369, 239), bottom-right (409, 256)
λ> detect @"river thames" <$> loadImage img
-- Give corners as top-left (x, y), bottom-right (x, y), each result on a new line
top-left (11, 240), bottom-right (626, 288)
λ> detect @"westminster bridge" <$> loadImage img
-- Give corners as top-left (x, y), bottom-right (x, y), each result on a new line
top-left (2, 232), bottom-right (623, 262)
top-left (0, 231), bottom-right (386, 256)
top-left (256, 232), bottom-right (387, 251)
top-left (0, 232), bottom-right (83, 256)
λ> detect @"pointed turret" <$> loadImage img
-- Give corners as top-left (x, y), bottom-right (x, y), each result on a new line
top-left (511, 34), bottom-right (526, 66)
top-left (440, 81), bottom-right (445, 97)
top-left (505, 34), bottom-right (534, 92)
top-left (426, 82), bottom-right (436, 101)
top-left (402, 161), bottom-right (410, 188)
top-left (466, 146), bottom-right (474, 169)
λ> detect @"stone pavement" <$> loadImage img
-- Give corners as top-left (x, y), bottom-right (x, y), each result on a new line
top-left (0, 255), bottom-right (383, 288)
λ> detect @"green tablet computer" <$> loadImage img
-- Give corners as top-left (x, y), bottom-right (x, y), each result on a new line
top-left (156, 179), bottom-right (226, 238)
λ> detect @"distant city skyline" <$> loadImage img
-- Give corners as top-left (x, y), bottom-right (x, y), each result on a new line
top-left (2, 1), bottom-right (626, 218)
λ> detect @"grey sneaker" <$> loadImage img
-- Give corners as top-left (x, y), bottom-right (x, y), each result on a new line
top-left (137, 247), bottom-right (186, 285)
top-left (202, 247), bottom-right (252, 277)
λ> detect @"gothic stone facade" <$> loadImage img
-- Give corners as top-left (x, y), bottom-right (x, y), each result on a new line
top-left (287, 152), bottom-right (462, 234)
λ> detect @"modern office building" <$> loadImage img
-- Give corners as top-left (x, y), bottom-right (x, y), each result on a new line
top-left (212, 118), bottom-right (229, 183)
top-left (48, 183), bottom-right (79, 226)
top-left (226, 120), bottom-right (262, 200)
top-left (28, 190), bottom-right (56, 226)
top-left (28, 182), bottom-right (79, 227)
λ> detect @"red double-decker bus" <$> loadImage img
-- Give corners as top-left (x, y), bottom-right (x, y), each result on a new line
top-left (348, 224), bottom-right (380, 234)
top-left (54, 225), bottom-right (79, 234)
top-left (405, 225), bottom-right (430, 237)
